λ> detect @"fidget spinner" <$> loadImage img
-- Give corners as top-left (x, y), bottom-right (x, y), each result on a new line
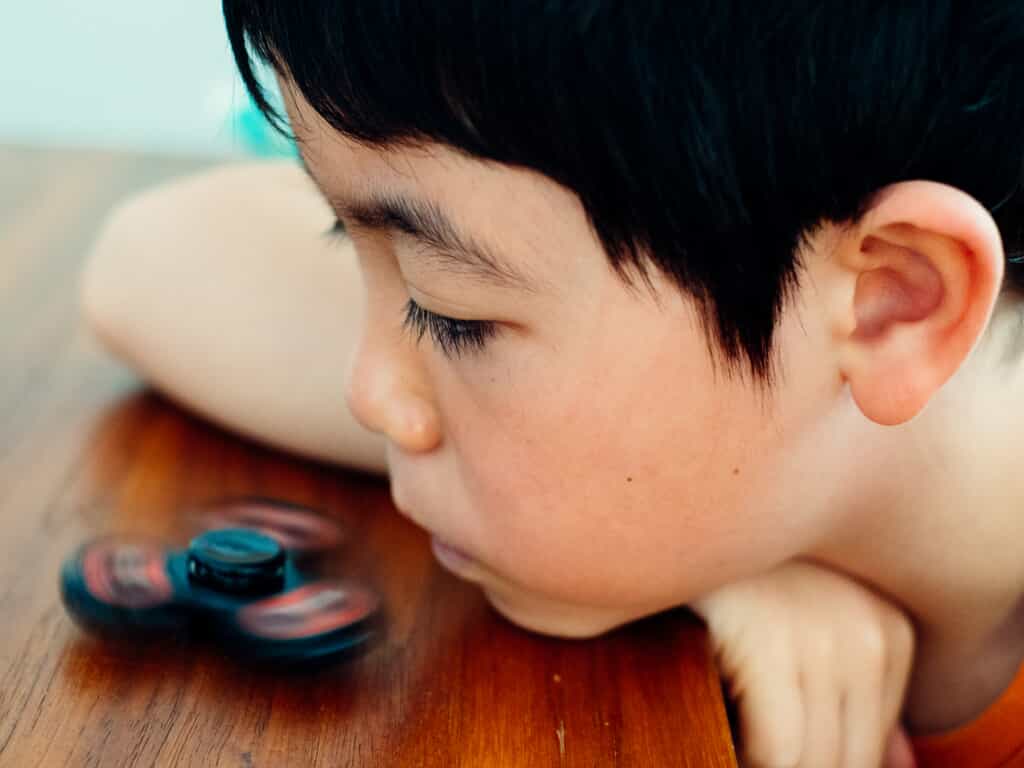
top-left (59, 498), bottom-right (381, 665)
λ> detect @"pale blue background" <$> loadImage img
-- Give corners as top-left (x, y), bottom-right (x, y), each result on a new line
top-left (0, 1), bottom-right (284, 156)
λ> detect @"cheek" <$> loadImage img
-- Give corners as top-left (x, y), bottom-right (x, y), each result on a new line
top-left (443, 349), bottom-right (794, 610)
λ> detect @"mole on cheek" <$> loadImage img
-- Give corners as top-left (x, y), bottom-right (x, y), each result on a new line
top-left (732, 467), bottom-right (740, 476)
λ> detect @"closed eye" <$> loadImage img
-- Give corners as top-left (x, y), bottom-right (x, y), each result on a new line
top-left (401, 299), bottom-right (498, 358)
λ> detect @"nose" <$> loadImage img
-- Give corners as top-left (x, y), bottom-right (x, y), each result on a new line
top-left (345, 326), bottom-right (442, 454)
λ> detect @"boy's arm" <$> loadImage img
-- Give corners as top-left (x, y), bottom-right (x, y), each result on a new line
top-left (80, 162), bottom-right (387, 474)
top-left (693, 560), bottom-right (917, 768)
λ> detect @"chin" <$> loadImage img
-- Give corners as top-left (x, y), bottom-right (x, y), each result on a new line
top-left (482, 587), bottom-right (635, 640)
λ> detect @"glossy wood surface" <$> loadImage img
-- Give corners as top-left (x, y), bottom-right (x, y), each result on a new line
top-left (0, 145), bottom-right (737, 767)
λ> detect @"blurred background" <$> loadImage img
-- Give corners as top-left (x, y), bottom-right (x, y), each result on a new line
top-left (0, 1), bottom-right (291, 157)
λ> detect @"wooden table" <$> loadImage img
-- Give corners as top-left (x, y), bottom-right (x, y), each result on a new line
top-left (0, 145), bottom-right (737, 767)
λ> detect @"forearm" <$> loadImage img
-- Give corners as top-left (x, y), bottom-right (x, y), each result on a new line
top-left (80, 162), bottom-right (387, 474)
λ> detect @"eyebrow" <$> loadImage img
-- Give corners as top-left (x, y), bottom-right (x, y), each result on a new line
top-left (297, 158), bottom-right (537, 293)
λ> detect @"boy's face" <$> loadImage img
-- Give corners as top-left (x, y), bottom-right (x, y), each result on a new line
top-left (285, 87), bottom-right (853, 637)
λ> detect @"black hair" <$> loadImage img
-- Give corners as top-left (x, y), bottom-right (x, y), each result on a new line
top-left (223, 0), bottom-right (1024, 382)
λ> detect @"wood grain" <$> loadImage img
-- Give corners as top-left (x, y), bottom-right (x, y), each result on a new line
top-left (0, 145), bottom-right (738, 768)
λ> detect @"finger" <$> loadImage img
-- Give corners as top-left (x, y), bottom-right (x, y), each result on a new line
top-left (839, 637), bottom-right (885, 768)
top-left (880, 614), bottom-right (915, 734)
top-left (737, 680), bottom-right (805, 767)
top-left (798, 638), bottom-right (842, 768)
top-left (842, 615), bottom-right (914, 768)
top-left (731, 633), bottom-right (805, 767)
top-left (700, 600), bottom-right (807, 768)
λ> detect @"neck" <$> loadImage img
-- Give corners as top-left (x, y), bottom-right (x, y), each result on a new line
top-left (811, 297), bottom-right (1024, 733)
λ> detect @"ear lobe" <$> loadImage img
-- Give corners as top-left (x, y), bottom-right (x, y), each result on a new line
top-left (836, 181), bottom-right (1004, 426)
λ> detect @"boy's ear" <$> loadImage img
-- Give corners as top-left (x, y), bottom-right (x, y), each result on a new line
top-left (832, 180), bottom-right (1004, 426)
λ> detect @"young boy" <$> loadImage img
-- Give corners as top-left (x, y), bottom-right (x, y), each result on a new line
top-left (80, 2), bottom-right (1024, 766)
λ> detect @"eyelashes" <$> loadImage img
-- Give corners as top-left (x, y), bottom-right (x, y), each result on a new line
top-left (401, 299), bottom-right (498, 358)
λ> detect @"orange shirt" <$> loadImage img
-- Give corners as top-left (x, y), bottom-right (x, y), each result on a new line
top-left (912, 660), bottom-right (1024, 768)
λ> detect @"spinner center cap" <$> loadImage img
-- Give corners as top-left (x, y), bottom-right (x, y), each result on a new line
top-left (187, 529), bottom-right (285, 595)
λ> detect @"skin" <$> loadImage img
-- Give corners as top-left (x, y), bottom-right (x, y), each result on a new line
top-left (278, 81), bottom-right (1024, 736)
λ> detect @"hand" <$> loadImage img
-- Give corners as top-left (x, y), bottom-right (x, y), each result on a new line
top-left (692, 560), bottom-right (917, 768)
